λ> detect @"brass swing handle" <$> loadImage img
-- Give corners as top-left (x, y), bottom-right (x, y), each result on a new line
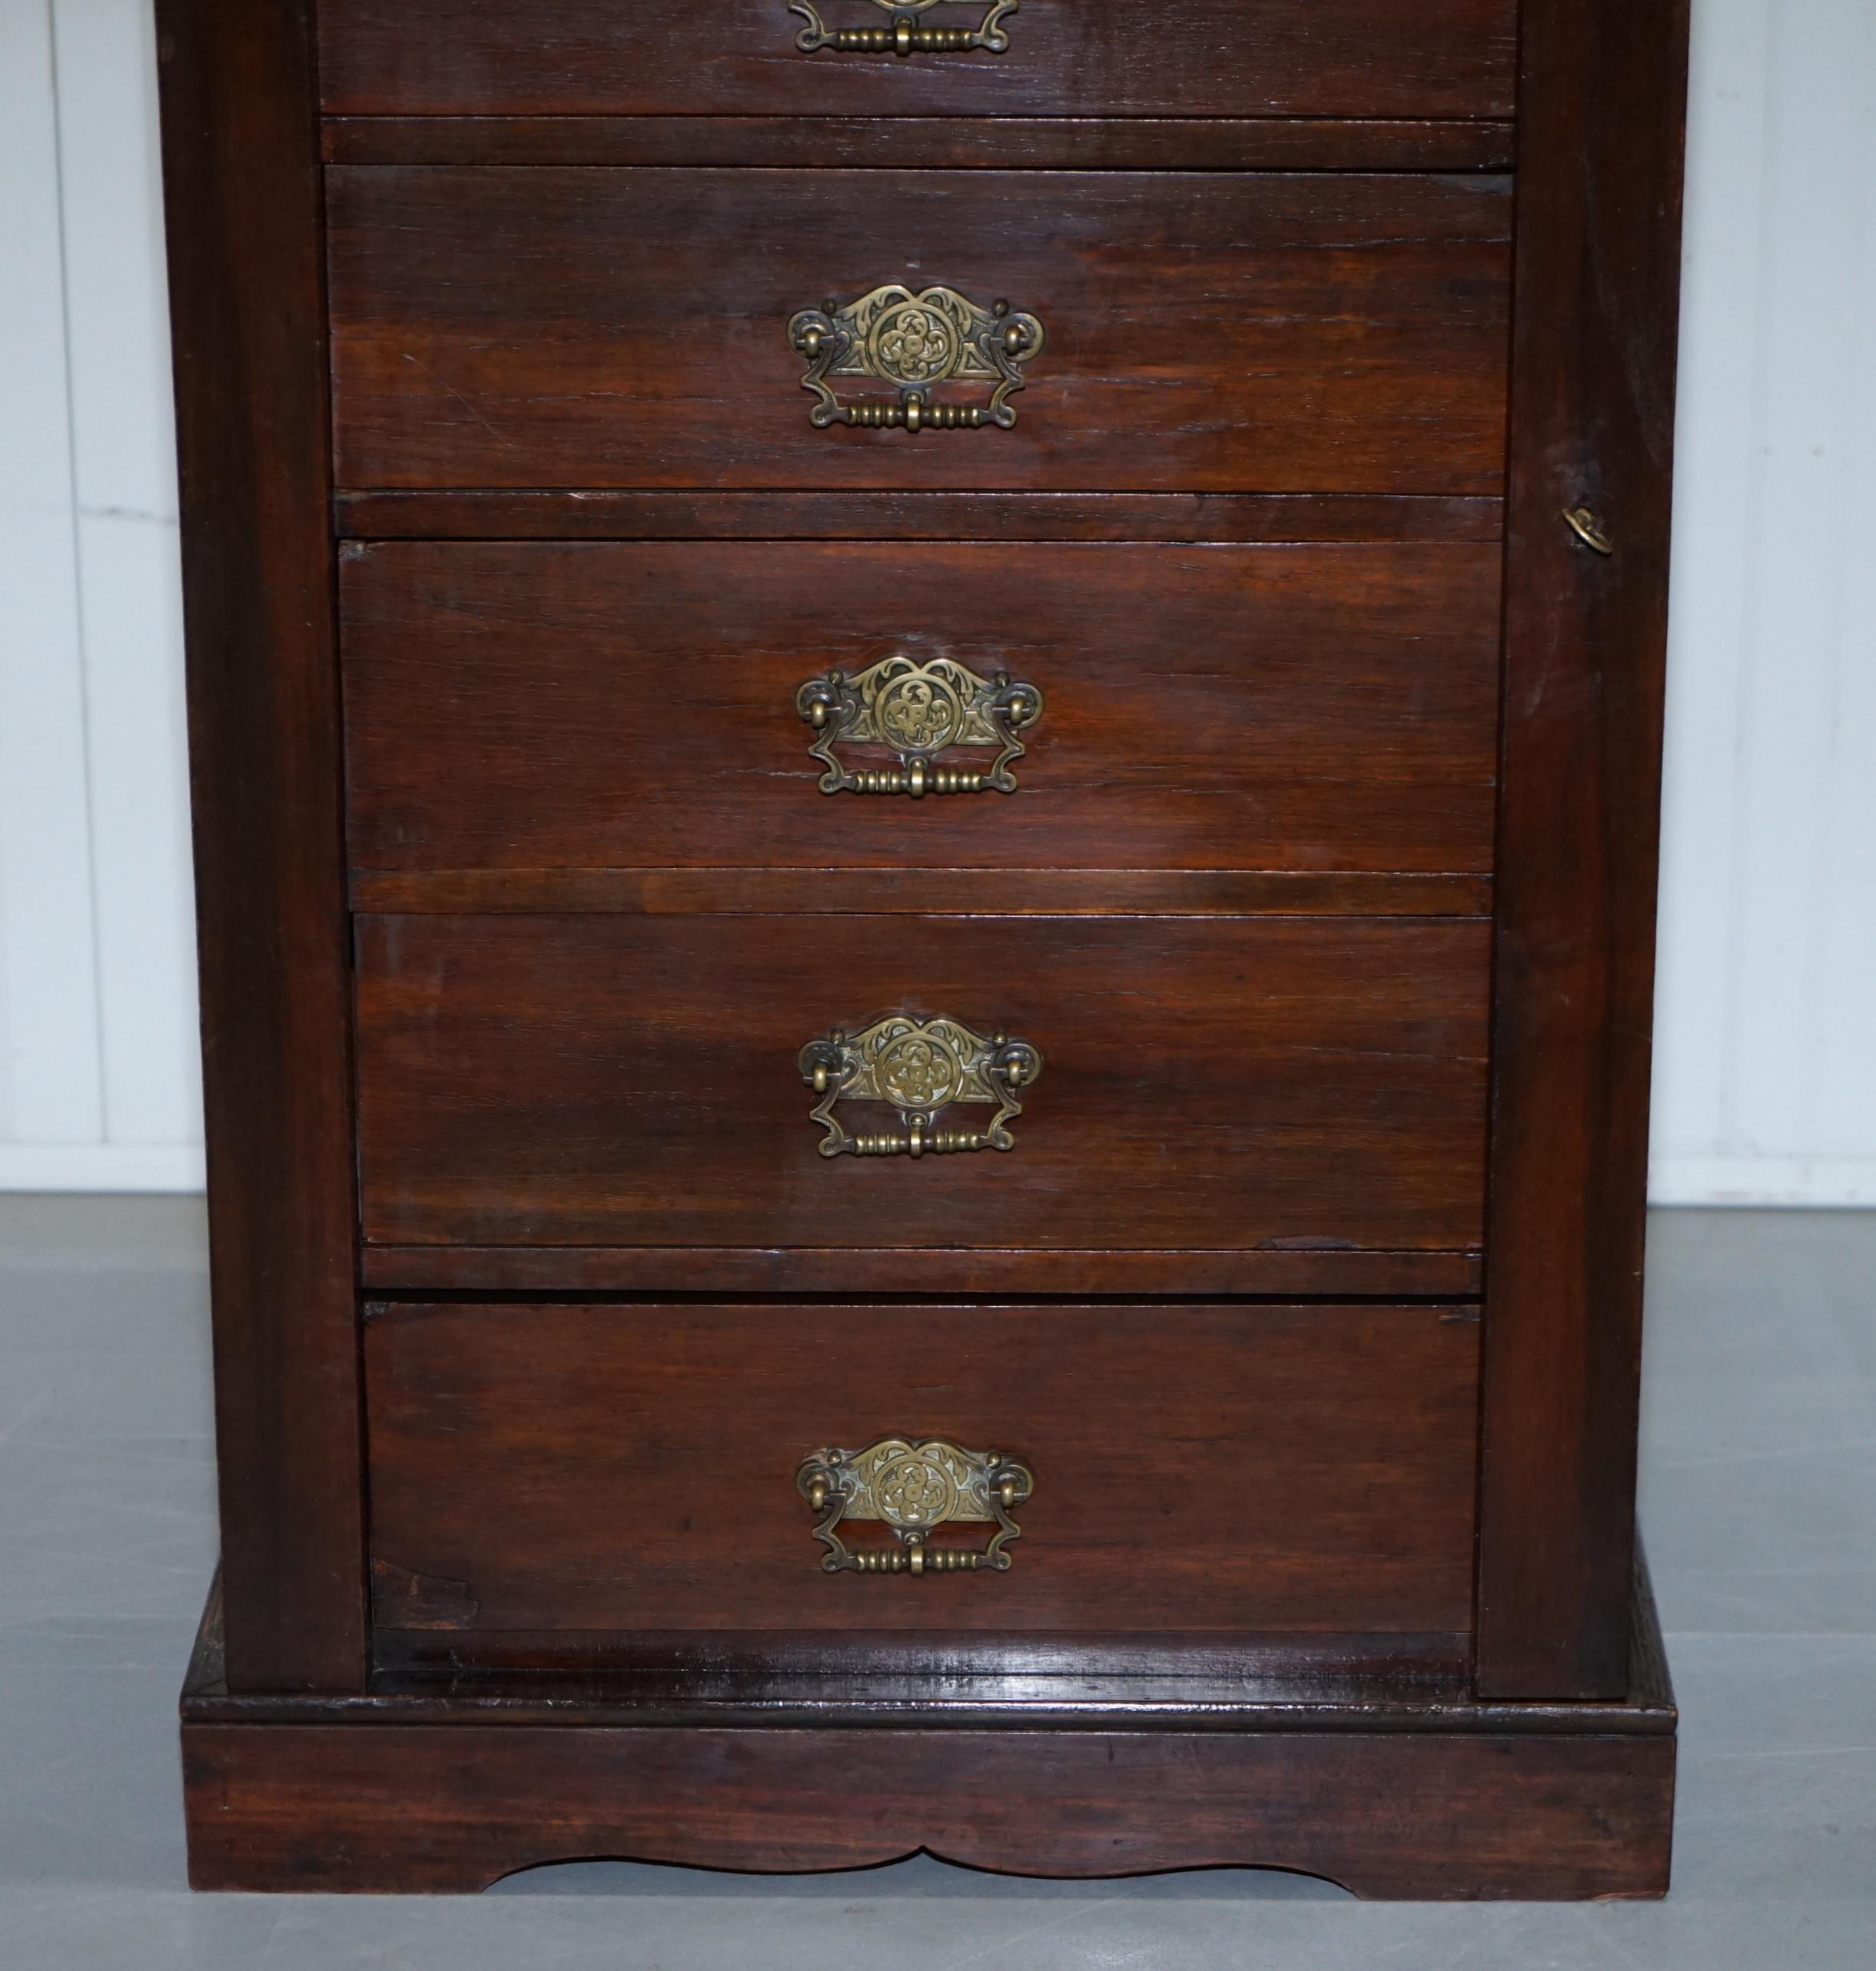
top-left (790, 1), bottom-right (1019, 56)
top-left (798, 1438), bottom-right (1034, 1576)
top-left (789, 284), bottom-right (1046, 433)
top-left (799, 1015), bottom-right (1042, 1158)
top-left (796, 658), bottom-right (1044, 797)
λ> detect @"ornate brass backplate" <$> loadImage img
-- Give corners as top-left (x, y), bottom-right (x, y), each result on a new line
top-left (797, 1437), bottom-right (1034, 1574)
top-left (790, 0), bottom-right (1020, 57)
top-left (799, 1015), bottom-right (1042, 1158)
top-left (788, 284), bottom-right (1046, 432)
top-left (796, 654), bottom-right (1044, 796)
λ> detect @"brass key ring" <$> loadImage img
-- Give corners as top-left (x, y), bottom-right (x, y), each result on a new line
top-left (1563, 505), bottom-right (1615, 555)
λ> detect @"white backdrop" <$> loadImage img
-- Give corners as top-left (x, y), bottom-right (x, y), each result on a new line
top-left (1, 0), bottom-right (1871, 1202)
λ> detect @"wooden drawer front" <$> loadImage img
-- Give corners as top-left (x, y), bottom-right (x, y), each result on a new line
top-left (355, 914), bottom-right (1489, 1264)
top-left (327, 168), bottom-right (1511, 495)
top-left (343, 540), bottom-right (1502, 882)
top-left (365, 1301), bottom-right (1481, 1644)
top-left (319, 2), bottom-right (1516, 120)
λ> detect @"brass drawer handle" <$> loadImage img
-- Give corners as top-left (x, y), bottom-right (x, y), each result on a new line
top-left (797, 656), bottom-right (1043, 796)
top-left (789, 284), bottom-right (1046, 432)
top-left (798, 1437), bottom-right (1034, 1574)
top-left (790, 0), bottom-right (1019, 57)
top-left (799, 1015), bottom-right (1042, 1158)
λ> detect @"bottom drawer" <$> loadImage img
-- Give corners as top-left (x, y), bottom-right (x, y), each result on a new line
top-left (365, 1301), bottom-right (1481, 1667)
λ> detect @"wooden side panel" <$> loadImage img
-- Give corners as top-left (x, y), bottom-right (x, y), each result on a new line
top-left (1477, 0), bottom-right (1691, 1698)
top-left (326, 168), bottom-right (1512, 496)
top-left (354, 913), bottom-right (1492, 1262)
top-left (363, 1301), bottom-right (1483, 1640)
top-left (315, 0), bottom-right (1519, 121)
top-left (340, 542), bottom-right (1503, 880)
top-left (154, 0), bottom-right (364, 1690)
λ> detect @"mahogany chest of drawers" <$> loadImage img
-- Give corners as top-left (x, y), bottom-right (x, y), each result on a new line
top-left (161, 0), bottom-right (1688, 1898)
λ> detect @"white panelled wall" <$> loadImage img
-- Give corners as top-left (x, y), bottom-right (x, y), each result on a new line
top-left (1, 0), bottom-right (201, 1191)
top-left (1652, 0), bottom-right (1876, 1204)
top-left (0, 0), bottom-right (1871, 1202)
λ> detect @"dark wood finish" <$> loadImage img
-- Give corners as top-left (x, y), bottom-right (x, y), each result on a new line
top-left (197, 1670), bottom-right (1672, 1731)
top-left (184, 1550), bottom-right (1674, 1733)
top-left (360, 1244), bottom-right (1482, 1298)
top-left (363, 1301), bottom-right (1480, 1640)
top-left (182, 1721), bottom-right (1672, 1898)
top-left (350, 870), bottom-right (1495, 921)
top-left (335, 490), bottom-right (1504, 543)
top-left (169, 0), bottom-right (1690, 1896)
top-left (154, 0), bottom-right (364, 1693)
top-left (327, 168), bottom-right (1512, 494)
top-left (370, 1628), bottom-right (1476, 1686)
top-left (183, 1718), bottom-right (1671, 1900)
top-left (175, 1561), bottom-right (1671, 1900)
top-left (179, 1560), bottom-right (1673, 1896)
top-left (316, 0), bottom-right (1517, 120)
top-left (342, 543), bottom-right (1502, 880)
top-left (354, 914), bottom-right (1491, 1264)
top-left (322, 116), bottom-right (1519, 174)
top-left (1476, 0), bottom-right (1691, 1701)
top-left (182, 1719), bottom-right (1672, 1898)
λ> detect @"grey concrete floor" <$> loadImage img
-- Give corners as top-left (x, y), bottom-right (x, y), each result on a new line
top-left (1, 1199), bottom-right (1871, 1967)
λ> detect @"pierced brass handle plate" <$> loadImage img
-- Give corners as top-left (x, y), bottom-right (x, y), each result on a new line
top-left (799, 1015), bottom-right (1042, 1158)
top-left (799, 1438), bottom-right (1034, 1574)
top-left (797, 655), bottom-right (1043, 796)
top-left (789, 284), bottom-right (1046, 432)
top-left (790, 0), bottom-right (1019, 56)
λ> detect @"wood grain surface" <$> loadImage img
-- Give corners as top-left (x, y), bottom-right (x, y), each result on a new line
top-left (178, 1554), bottom-right (1675, 1896)
top-left (182, 1720), bottom-right (1672, 1898)
top-left (181, 1550), bottom-right (1675, 1727)
top-left (154, 0), bottom-right (365, 1693)
top-left (316, 0), bottom-right (1517, 121)
top-left (357, 1241), bottom-right (1483, 1299)
top-left (334, 490), bottom-right (1504, 543)
top-left (327, 168), bottom-right (1512, 494)
top-left (363, 1301), bottom-right (1480, 1638)
top-left (1476, 0), bottom-right (1691, 1701)
top-left (340, 541), bottom-right (1502, 879)
top-left (165, 0), bottom-right (1688, 1898)
top-left (348, 871), bottom-right (1496, 922)
top-left (322, 117), bottom-right (1519, 174)
top-left (354, 913), bottom-right (1492, 1261)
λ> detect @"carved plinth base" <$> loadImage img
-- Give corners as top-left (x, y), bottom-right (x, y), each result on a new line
top-left (181, 1567), bottom-right (1675, 1900)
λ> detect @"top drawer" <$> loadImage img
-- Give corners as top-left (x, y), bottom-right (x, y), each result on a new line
top-left (317, 2), bottom-right (1519, 121)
